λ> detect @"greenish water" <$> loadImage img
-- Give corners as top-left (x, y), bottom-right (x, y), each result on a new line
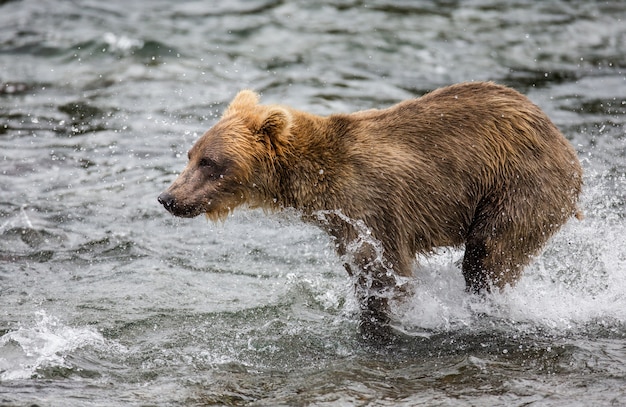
top-left (1, 1), bottom-right (625, 405)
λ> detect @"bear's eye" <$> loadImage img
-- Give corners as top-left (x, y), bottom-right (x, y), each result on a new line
top-left (198, 157), bottom-right (216, 168)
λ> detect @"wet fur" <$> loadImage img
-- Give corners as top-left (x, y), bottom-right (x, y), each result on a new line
top-left (159, 82), bottom-right (583, 338)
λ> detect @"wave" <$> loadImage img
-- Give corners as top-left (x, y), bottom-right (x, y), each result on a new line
top-left (0, 311), bottom-right (112, 380)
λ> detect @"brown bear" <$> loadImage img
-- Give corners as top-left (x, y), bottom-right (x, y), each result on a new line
top-left (158, 82), bottom-right (583, 338)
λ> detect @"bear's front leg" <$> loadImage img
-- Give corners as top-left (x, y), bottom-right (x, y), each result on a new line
top-left (343, 243), bottom-right (401, 343)
top-left (357, 279), bottom-right (393, 342)
top-left (343, 262), bottom-right (391, 341)
top-left (315, 212), bottom-right (404, 342)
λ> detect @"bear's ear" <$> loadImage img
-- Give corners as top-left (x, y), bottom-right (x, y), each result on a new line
top-left (225, 89), bottom-right (259, 114)
top-left (257, 107), bottom-right (290, 137)
top-left (256, 107), bottom-right (292, 156)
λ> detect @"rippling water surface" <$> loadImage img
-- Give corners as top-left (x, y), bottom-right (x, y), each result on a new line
top-left (1, 1), bottom-right (625, 405)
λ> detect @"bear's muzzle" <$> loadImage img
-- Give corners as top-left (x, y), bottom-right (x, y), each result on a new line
top-left (157, 191), bottom-right (177, 213)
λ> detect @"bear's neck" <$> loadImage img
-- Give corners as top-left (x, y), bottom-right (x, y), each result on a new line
top-left (271, 112), bottom-right (353, 214)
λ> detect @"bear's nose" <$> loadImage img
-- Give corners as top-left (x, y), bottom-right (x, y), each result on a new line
top-left (158, 192), bottom-right (176, 211)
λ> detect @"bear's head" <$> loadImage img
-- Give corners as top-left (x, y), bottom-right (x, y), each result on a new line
top-left (158, 90), bottom-right (292, 220)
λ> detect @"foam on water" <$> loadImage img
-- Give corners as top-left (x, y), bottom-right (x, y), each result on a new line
top-left (0, 311), bottom-right (109, 381)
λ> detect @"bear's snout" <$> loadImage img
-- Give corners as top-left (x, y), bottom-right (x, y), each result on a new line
top-left (158, 192), bottom-right (177, 213)
top-left (158, 190), bottom-right (202, 218)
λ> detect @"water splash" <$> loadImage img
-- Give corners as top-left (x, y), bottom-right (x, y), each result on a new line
top-left (0, 311), bottom-right (106, 380)
top-left (314, 209), bottom-right (412, 291)
top-left (102, 32), bottom-right (144, 54)
top-left (0, 205), bottom-right (34, 235)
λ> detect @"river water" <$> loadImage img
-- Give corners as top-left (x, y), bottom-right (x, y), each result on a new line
top-left (1, 0), bottom-right (625, 406)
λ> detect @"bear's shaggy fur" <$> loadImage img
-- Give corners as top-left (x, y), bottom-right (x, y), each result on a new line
top-left (159, 82), bottom-right (582, 337)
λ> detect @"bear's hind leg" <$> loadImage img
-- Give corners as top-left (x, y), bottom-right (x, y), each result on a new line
top-left (462, 232), bottom-right (531, 293)
top-left (461, 238), bottom-right (492, 293)
top-left (461, 191), bottom-right (567, 292)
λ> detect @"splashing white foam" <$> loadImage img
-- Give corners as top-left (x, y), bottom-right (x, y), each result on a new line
top-left (102, 32), bottom-right (144, 53)
top-left (0, 311), bottom-right (106, 380)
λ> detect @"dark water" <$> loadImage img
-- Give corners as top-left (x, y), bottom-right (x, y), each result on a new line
top-left (1, 0), bottom-right (626, 405)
